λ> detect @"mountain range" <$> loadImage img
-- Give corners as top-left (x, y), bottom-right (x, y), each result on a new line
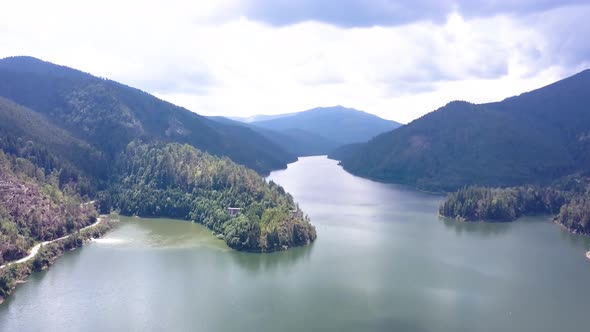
top-left (214, 106), bottom-right (402, 156)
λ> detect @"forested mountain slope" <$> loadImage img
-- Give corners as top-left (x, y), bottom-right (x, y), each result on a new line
top-left (0, 91), bottom-right (315, 254)
top-left (0, 150), bottom-right (98, 265)
top-left (0, 56), bottom-right (295, 174)
top-left (0, 97), bottom-right (104, 194)
top-left (337, 70), bottom-right (590, 191)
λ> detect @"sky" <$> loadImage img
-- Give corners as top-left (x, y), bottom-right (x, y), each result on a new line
top-left (1, 0), bottom-right (589, 124)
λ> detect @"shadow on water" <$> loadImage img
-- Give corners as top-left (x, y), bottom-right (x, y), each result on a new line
top-left (229, 241), bottom-right (316, 274)
top-left (440, 217), bottom-right (512, 237)
top-left (556, 224), bottom-right (590, 251)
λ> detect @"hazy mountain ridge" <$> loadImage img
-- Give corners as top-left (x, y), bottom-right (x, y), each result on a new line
top-left (250, 106), bottom-right (402, 145)
top-left (214, 106), bottom-right (401, 156)
top-left (230, 113), bottom-right (295, 123)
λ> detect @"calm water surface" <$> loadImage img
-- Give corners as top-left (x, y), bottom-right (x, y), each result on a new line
top-left (2, 156), bottom-right (590, 332)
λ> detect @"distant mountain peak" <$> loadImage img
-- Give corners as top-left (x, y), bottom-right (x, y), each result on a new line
top-left (250, 105), bottom-right (401, 146)
top-left (309, 105), bottom-right (362, 113)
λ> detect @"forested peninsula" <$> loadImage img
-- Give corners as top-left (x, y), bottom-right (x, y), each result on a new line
top-left (100, 141), bottom-right (316, 252)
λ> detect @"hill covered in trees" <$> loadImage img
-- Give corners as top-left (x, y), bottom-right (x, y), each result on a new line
top-left (0, 97), bottom-right (106, 194)
top-left (0, 56), bottom-right (295, 175)
top-left (0, 100), bottom-right (315, 254)
top-left (100, 141), bottom-right (316, 251)
top-left (335, 70), bottom-right (590, 191)
top-left (440, 175), bottom-right (590, 234)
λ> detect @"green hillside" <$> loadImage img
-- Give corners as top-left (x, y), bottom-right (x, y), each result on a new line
top-left (0, 56), bottom-right (295, 174)
top-left (337, 70), bottom-right (590, 191)
top-left (101, 141), bottom-right (316, 251)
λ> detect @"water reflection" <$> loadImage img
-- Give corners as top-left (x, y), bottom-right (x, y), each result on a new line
top-left (557, 224), bottom-right (590, 251)
top-left (229, 242), bottom-right (315, 273)
top-left (440, 217), bottom-right (512, 237)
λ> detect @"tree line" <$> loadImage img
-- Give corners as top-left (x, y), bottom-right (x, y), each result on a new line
top-left (440, 177), bottom-right (590, 234)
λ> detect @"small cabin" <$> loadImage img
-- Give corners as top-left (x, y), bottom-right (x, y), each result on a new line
top-left (227, 207), bottom-right (242, 216)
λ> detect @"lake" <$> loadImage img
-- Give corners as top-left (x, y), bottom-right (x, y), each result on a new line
top-left (1, 156), bottom-right (590, 332)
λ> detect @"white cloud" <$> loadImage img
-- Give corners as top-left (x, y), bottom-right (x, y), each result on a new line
top-left (0, 1), bottom-right (588, 124)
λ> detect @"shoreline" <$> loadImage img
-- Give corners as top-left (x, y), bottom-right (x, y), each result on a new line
top-left (0, 216), bottom-right (113, 304)
top-left (0, 217), bottom-right (104, 269)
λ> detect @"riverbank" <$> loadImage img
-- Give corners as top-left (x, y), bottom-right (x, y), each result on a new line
top-left (0, 217), bottom-right (103, 269)
top-left (0, 216), bottom-right (114, 304)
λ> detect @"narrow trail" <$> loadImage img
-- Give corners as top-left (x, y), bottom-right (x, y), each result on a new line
top-left (0, 216), bottom-right (103, 269)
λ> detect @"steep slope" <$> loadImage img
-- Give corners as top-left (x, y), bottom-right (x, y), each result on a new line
top-left (0, 97), bottom-right (315, 254)
top-left (337, 70), bottom-right (590, 191)
top-left (0, 150), bottom-right (98, 265)
top-left (251, 106), bottom-right (402, 145)
top-left (0, 97), bottom-right (105, 194)
top-left (0, 94), bottom-right (315, 253)
top-left (0, 56), bottom-right (294, 174)
top-left (0, 57), bottom-right (317, 255)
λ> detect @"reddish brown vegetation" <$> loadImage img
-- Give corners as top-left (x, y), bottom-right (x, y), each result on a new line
top-left (0, 153), bottom-right (97, 264)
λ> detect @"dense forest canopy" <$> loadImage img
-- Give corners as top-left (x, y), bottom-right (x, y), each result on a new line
top-left (101, 141), bottom-right (316, 251)
top-left (0, 97), bottom-right (105, 193)
top-left (336, 70), bottom-right (590, 191)
top-left (440, 176), bottom-right (590, 234)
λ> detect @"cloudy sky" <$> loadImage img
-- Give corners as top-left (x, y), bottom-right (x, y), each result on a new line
top-left (1, 0), bottom-right (589, 123)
